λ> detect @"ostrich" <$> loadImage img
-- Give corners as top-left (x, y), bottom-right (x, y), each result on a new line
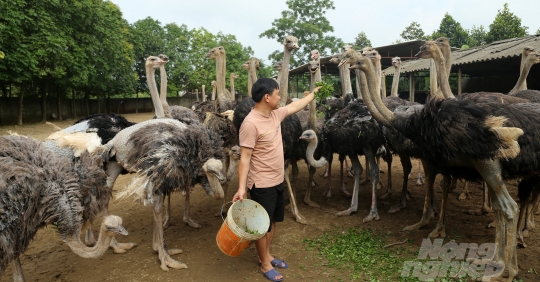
top-left (0, 135), bottom-right (128, 282)
top-left (272, 60), bottom-right (283, 85)
top-left (242, 58), bottom-right (260, 95)
top-left (353, 49), bottom-right (540, 281)
top-left (206, 46), bottom-right (235, 111)
top-left (230, 73), bottom-right (239, 99)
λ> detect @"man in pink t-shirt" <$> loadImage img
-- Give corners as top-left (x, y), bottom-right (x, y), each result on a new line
top-left (232, 78), bottom-right (320, 282)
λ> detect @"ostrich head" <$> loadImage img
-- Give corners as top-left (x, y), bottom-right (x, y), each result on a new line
top-left (273, 60), bottom-right (283, 71)
top-left (348, 53), bottom-right (372, 71)
top-left (342, 44), bottom-right (353, 53)
top-left (283, 35), bottom-right (299, 51)
top-left (529, 50), bottom-right (540, 64)
top-left (103, 215), bottom-right (129, 236)
top-left (299, 129), bottom-right (317, 141)
top-left (308, 60), bottom-right (319, 74)
top-left (523, 46), bottom-right (535, 56)
top-left (328, 55), bottom-right (340, 64)
top-left (434, 37), bottom-right (449, 48)
top-left (365, 49), bottom-right (381, 63)
top-left (158, 54), bottom-right (169, 62)
top-left (229, 145), bottom-right (241, 161)
top-left (201, 158), bottom-right (225, 199)
top-left (145, 55), bottom-right (166, 70)
top-left (253, 58), bottom-right (261, 70)
top-left (361, 46), bottom-right (374, 55)
top-left (241, 60), bottom-right (250, 70)
top-left (211, 80), bottom-right (216, 87)
top-left (206, 46), bottom-right (225, 60)
top-left (338, 48), bottom-right (360, 68)
top-left (392, 57), bottom-right (402, 68)
top-left (231, 73), bottom-right (239, 80)
top-left (311, 49), bottom-right (320, 60)
top-left (415, 41), bottom-right (440, 59)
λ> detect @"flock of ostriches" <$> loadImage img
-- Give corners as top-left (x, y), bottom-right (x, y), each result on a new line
top-left (1, 35), bottom-right (539, 281)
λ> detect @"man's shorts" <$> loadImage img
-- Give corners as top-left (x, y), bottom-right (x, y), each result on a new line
top-left (249, 182), bottom-right (285, 232)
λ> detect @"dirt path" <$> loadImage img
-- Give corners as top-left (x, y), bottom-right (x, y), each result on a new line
top-left (1, 113), bottom-right (538, 281)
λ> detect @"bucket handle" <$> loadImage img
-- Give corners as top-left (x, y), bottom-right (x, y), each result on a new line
top-left (221, 201), bottom-right (233, 221)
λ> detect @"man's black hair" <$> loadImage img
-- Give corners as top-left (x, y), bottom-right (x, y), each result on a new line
top-left (252, 78), bottom-right (279, 102)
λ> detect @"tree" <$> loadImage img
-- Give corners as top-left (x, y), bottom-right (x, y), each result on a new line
top-left (259, 0), bottom-right (344, 68)
top-left (536, 27), bottom-right (540, 35)
top-left (431, 13), bottom-right (469, 48)
top-left (400, 21), bottom-right (428, 41)
top-left (468, 25), bottom-right (488, 47)
top-left (351, 32), bottom-right (372, 49)
top-left (485, 3), bottom-right (528, 43)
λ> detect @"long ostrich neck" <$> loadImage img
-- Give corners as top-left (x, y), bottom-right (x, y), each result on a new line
top-left (440, 45), bottom-right (452, 80)
top-left (247, 75), bottom-right (252, 97)
top-left (216, 56), bottom-right (228, 102)
top-left (391, 65), bottom-right (401, 97)
top-left (351, 68), bottom-right (391, 129)
top-left (381, 73), bottom-right (387, 98)
top-left (309, 68), bottom-right (320, 130)
top-left (230, 75), bottom-right (235, 97)
top-left (430, 59), bottom-right (441, 98)
top-left (279, 48), bottom-right (292, 107)
top-left (276, 68), bottom-right (282, 88)
top-left (305, 137), bottom-right (326, 167)
top-left (226, 157), bottom-right (239, 181)
top-left (373, 58), bottom-right (382, 98)
top-left (64, 223), bottom-right (115, 258)
top-left (159, 65), bottom-right (171, 117)
top-left (147, 66), bottom-right (165, 118)
top-left (432, 49), bottom-right (455, 99)
top-left (249, 61), bottom-right (258, 89)
top-left (509, 55), bottom-right (533, 95)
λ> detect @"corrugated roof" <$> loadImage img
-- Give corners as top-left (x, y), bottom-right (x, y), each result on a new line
top-left (383, 34), bottom-right (540, 76)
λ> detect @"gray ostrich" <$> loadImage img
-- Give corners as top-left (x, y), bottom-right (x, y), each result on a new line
top-left (0, 135), bottom-right (127, 282)
top-left (353, 47), bottom-right (540, 281)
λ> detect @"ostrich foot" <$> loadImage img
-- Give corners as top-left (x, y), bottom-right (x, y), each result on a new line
top-left (522, 229), bottom-right (530, 238)
top-left (335, 208), bottom-right (355, 217)
top-left (428, 225), bottom-right (446, 238)
top-left (362, 210), bottom-right (380, 223)
top-left (403, 218), bottom-right (430, 231)
top-left (517, 234), bottom-right (527, 248)
top-left (110, 238), bottom-right (137, 254)
top-left (163, 217), bottom-right (171, 230)
top-left (359, 179), bottom-right (369, 184)
top-left (464, 209), bottom-right (485, 216)
top-left (160, 253), bottom-right (188, 271)
top-left (388, 202), bottom-right (406, 214)
top-left (347, 170), bottom-right (354, 178)
top-left (526, 218), bottom-right (535, 230)
top-left (340, 186), bottom-right (352, 197)
top-left (416, 174), bottom-right (425, 186)
top-left (184, 217), bottom-right (202, 229)
top-left (458, 191), bottom-right (471, 201)
top-left (321, 169), bottom-right (329, 178)
top-left (322, 187), bottom-right (332, 199)
top-left (167, 248), bottom-right (183, 255)
top-left (304, 199), bottom-right (320, 208)
top-left (377, 181), bottom-right (385, 190)
top-left (482, 205), bottom-right (493, 214)
top-left (294, 214), bottom-right (308, 225)
top-left (311, 180), bottom-right (317, 187)
top-left (379, 190), bottom-right (391, 200)
top-left (487, 220), bottom-right (497, 229)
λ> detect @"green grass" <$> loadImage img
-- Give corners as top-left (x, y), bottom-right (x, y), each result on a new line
top-left (303, 227), bottom-right (422, 281)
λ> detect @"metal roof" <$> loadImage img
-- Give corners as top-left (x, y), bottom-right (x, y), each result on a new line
top-left (289, 40), bottom-right (428, 76)
top-left (383, 34), bottom-right (540, 77)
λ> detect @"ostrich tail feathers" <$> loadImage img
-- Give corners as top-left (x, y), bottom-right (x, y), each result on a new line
top-left (117, 174), bottom-right (153, 205)
top-left (485, 116), bottom-right (524, 160)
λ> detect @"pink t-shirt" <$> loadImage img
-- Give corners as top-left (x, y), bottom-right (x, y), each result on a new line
top-left (239, 107), bottom-right (289, 189)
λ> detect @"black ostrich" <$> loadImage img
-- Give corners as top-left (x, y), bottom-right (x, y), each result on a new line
top-left (321, 98), bottom-right (387, 222)
top-left (353, 50), bottom-right (540, 281)
top-left (68, 113), bottom-right (136, 144)
top-left (0, 135), bottom-right (127, 281)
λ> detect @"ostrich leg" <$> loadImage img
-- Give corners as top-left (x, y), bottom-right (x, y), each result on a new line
top-left (379, 154), bottom-right (393, 200)
top-left (523, 186), bottom-right (540, 237)
top-left (323, 154), bottom-right (334, 198)
top-left (183, 189), bottom-right (201, 228)
top-left (339, 154), bottom-right (352, 197)
top-left (336, 154), bottom-right (363, 217)
top-left (472, 160), bottom-right (518, 282)
top-left (389, 155), bottom-right (413, 213)
top-left (304, 165), bottom-right (319, 207)
top-left (459, 181), bottom-right (472, 200)
top-left (428, 176), bottom-right (457, 238)
top-left (416, 159), bottom-right (425, 186)
top-left (12, 257), bottom-right (24, 282)
top-left (403, 161), bottom-right (439, 231)
top-left (362, 149), bottom-right (381, 223)
top-left (152, 194), bottom-right (187, 271)
top-left (284, 161), bottom-right (308, 224)
top-left (163, 194), bottom-right (171, 229)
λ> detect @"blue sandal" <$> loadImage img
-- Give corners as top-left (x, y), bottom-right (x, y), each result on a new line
top-left (259, 268), bottom-right (283, 282)
top-left (270, 258), bottom-right (288, 269)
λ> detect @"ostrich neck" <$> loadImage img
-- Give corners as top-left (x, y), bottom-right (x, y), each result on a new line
top-left (159, 65), bottom-right (171, 118)
top-left (147, 66), bottom-right (165, 118)
top-left (279, 48), bottom-right (292, 107)
top-left (309, 69), bottom-right (320, 130)
top-left (356, 62), bottom-right (394, 128)
top-left (432, 50), bottom-right (455, 99)
top-left (215, 56), bottom-right (229, 103)
top-left (509, 58), bottom-right (533, 95)
top-left (373, 59), bottom-right (382, 98)
top-left (249, 61), bottom-right (258, 89)
top-left (439, 46), bottom-right (452, 80)
top-left (391, 66), bottom-right (401, 97)
top-left (230, 77), bottom-right (235, 97)
top-left (247, 75), bottom-right (252, 97)
top-left (226, 157), bottom-right (239, 181)
top-left (430, 59), bottom-right (442, 98)
top-left (64, 224), bottom-right (115, 258)
top-left (305, 137), bottom-right (326, 168)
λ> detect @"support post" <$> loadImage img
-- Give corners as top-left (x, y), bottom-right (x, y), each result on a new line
top-left (458, 67), bottom-right (462, 95)
top-left (409, 72), bottom-right (415, 102)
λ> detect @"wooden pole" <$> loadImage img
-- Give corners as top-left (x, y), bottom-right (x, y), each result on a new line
top-left (458, 67), bottom-right (462, 95)
top-left (202, 85), bottom-right (206, 101)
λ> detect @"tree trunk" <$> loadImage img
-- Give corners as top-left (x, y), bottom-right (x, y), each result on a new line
top-left (72, 89), bottom-right (77, 120)
top-left (135, 92), bottom-right (139, 114)
top-left (9, 83), bottom-right (12, 97)
top-left (97, 92), bottom-right (100, 113)
top-left (18, 83), bottom-right (24, 126)
top-left (84, 90), bottom-right (90, 116)
top-left (57, 85), bottom-right (62, 120)
top-left (41, 83), bottom-right (47, 122)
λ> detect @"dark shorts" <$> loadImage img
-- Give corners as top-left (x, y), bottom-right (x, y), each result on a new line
top-left (249, 182), bottom-right (285, 232)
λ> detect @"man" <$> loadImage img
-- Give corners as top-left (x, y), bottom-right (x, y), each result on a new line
top-left (232, 78), bottom-right (321, 281)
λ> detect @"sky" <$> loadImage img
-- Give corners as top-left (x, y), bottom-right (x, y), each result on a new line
top-left (111, 0), bottom-right (540, 64)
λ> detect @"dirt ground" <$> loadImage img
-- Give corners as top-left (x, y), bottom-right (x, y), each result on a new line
top-left (1, 112), bottom-right (539, 282)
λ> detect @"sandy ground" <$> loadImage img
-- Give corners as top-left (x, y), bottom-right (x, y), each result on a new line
top-left (1, 112), bottom-right (539, 281)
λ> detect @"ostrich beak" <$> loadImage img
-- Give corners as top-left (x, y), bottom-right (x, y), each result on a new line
top-left (107, 225), bottom-right (129, 236)
top-left (216, 171), bottom-right (226, 182)
top-left (414, 50), bottom-right (424, 57)
top-left (292, 44), bottom-right (300, 50)
top-left (337, 59), bottom-right (348, 68)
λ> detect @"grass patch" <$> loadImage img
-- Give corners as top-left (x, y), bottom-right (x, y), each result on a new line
top-left (303, 227), bottom-right (421, 281)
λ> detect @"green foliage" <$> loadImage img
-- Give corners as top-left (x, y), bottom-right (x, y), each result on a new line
top-left (400, 22), bottom-right (428, 41)
top-left (259, 0), bottom-right (344, 68)
top-left (351, 32), bottom-right (372, 50)
top-left (467, 25), bottom-right (488, 47)
top-left (303, 228), bottom-right (417, 281)
top-left (536, 28), bottom-right (540, 35)
top-left (0, 51), bottom-right (4, 59)
top-left (314, 81), bottom-right (334, 103)
top-left (461, 45), bottom-right (470, 50)
top-left (431, 13), bottom-right (469, 48)
top-left (486, 3), bottom-right (528, 44)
